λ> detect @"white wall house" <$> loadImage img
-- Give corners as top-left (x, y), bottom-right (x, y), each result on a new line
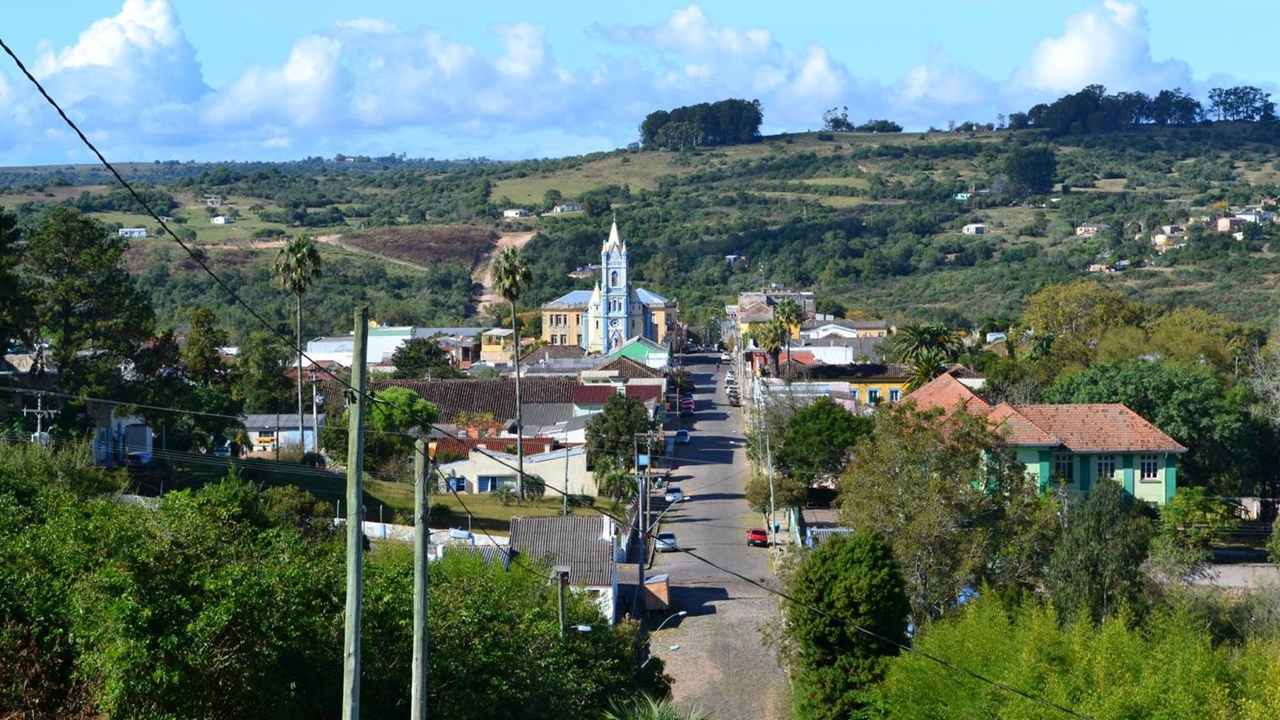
top-left (118, 227), bottom-right (148, 238)
top-left (438, 445), bottom-right (595, 496)
top-left (961, 223), bottom-right (987, 235)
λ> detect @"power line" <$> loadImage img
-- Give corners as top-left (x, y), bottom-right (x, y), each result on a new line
top-left (2, 39), bottom-right (1090, 717)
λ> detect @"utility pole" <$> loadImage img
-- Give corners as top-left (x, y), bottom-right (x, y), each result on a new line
top-left (411, 438), bottom-right (434, 720)
top-left (311, 374), bottom-right (320, 454)
top-left (633, 463), bottom-right (647, 619)
top-left (765, 422), bottom-right (777, 547)
top-left (342, 307), bottom-right (369, 720)
top-left (554, 566), bottom-right (570, 636)
top-left (562, 443), bottom-right (570, 515)
top-left (23, 393), bottom-right (57, 444)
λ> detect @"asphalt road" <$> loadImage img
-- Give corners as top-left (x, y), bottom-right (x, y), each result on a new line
top-left (649, 353), bottom-right (790, 718)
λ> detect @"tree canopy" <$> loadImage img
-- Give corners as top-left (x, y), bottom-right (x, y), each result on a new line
top-left (639, 99), bottom-right (764, 150)
top-left (585, 394), bottom-right (658, 468)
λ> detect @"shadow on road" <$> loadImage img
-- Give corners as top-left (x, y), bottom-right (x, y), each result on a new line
top-left (670, 584), bottom-right (730, 617)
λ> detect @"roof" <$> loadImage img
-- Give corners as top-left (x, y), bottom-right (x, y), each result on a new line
top-left (591, 355), bottom-right (663, 379)
top-left (545, 289), bottom-right (594, 307)
top-left (996, 403), bottom-right (1187, 453)
top-left (625, 385), bottom-right (663, 403)
top-left (573, 384), bottom-right (618, 405)
top-left (944, 364), bottom-right (985, 380)
top-left (522, 344), bottom-right (587, 363)
top-left (373, 378), bottom-right (577, 422)
top-left (738, 302), bottom-right (773, 323)
top-left (414, 327), bottom-right (487, 339)
top-left (509, 515), bottom-right (615, 587)
top-left (781, 363), bottom-right (908, 381)
top-left (483, 328), bottom-right (513, 337)
top-left (435, 436), bottom-right (558, 457)
top-left (907, 372), bottom-right (993, 418)
top-left (241, 414), bottom-right (325, 431)
top-left (635, 287), bottom-right (670, 305)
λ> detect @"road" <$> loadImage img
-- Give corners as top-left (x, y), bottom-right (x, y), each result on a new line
top-left (650, 353), bottom-right (790, 718)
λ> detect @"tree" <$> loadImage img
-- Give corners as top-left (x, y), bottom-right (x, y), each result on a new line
top-left (325, 386), bottom-right (438, 469)
top-left (781, 532), bottom-right (909, 719)
top-left (886, 322), bottom-right (963, 364)
top-left (749, 318), bottom-right (788, 376)
top-left (594, 456), bottom-right (637, 502)
top-left (390, 336), bottom-right (461, 379)
top-left (25, 208), bottom-right (154, 395)
top-left (774, 397), bottom-right (872, 483)
top-left (233, 330), bottom-right (293, 414)
top-left (1045, 480), bottom-right (1153, 623)
top-left (821, 106), bottom-right (855, 132)
top-left (1004, 145), bottom-right (1057, 195)
top-left (491, 245), bottom-right (532, 497)
top-left (0, 209), bottom-right (29, 350)
top-left (1015, 280), bottom-right (1143, 371)
top-left (585, 394), bottom-right (658, 469)
top-left (181, 307), bottom-right (229, 388)
top-left (274, 234), bottom-right (322, 450)
top-left (905, 348), bottom-right (950, 391)
top-left (839, 403), bottom-right (1054, 626)
top-left (773, 297), bottom-right (802, 376)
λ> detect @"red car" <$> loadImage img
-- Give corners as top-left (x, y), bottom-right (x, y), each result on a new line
top-left (747, 528), bottom-right (769, 547)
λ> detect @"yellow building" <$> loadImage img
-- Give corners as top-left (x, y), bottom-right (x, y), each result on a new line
top-left (480, 328), bottom-right (515, 364)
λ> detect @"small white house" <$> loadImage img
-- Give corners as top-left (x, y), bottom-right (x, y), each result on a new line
top-left (118, 227), bottom-right (148, 238)
top-left (551, 203), bottom-right (582, 213)
top-left (961, 223), bottom-right (988, 235)
top-left (502, 209), bottom-right (531, 218)
top-left (438, 445), bottom-right (594, 496)
top-left (210, 215), bottom-right (236, 225)
top-left (205, 196), bottom-right (223, 207)
top-left (509, 515), bottom-right (621, 624)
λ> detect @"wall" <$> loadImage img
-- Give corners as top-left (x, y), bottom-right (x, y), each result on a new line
top-left (440, 446), bottom-right (595, 496)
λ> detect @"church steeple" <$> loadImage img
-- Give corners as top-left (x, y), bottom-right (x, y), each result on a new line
top-left (600, 219), bottom-right (630, 354)
top-left (602, 220), bottom-right (625, 254)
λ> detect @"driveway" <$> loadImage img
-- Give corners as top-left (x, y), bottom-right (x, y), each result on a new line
top-left (649, 353), bottom-right (790, 718)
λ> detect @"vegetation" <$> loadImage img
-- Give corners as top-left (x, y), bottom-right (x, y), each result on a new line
top-left (639, 99), bottom-right (764, 150)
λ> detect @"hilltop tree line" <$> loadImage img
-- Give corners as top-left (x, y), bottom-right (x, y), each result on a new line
top-left (1016, 83), bottom-right (1276, 136)
top-left (639, 98), bottom-right (764, 150)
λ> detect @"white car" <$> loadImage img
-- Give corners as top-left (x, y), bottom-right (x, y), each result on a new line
top-left (655, 531), bottom-right (678, 552)
top-left (664, 487), bottom-right (685, 503)
top-left (720, 352), bottom-right (731, 363)
top-left (675, 429), bottom-right (691, 445)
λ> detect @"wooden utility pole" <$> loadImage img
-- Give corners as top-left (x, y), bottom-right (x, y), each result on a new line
top-left (342, 307), bottom-right (369, 720)
top-left (411, 439), bottom-right (434, 720)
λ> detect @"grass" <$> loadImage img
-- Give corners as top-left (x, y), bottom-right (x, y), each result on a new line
top-left (144, 452), bottom-right (573, 535)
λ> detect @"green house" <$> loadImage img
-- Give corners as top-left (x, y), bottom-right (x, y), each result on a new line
top-left (911, 372), bottom-right (1186, 505)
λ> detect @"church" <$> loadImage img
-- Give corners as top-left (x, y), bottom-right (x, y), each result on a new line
top-left (540, 221), bottom-right (679, 354)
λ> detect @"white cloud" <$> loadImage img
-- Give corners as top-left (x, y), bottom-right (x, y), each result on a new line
top-left (0, 1), bottom-right (1245, 165)
top-left (1013, 0), bottom-right (1192, 94)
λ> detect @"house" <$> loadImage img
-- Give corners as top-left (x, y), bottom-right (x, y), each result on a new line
top-left (1076, 223), bottom-right (1109, 237)
top-left (909, 372), bottom-right (1184, 504)
top-left (502, 208), bottom-right (531, 218)
top-left (509, 515), bottom-right (621, 624)
top-left (800, 318), bottom-right (891, 340)
top-left (726, 287), bottom-right (817, 342)
top-left (375, 377), bottom-right (577, 427)
top-left (205, 196), bottom-right (222, 207)
top-left (961, 223), bottom-right (988, 235)
top-left (210, 215), bottom-right (236, 225)
top-left (480, 328), bottom-right (515, 364)
top-left (1218, 217), bottom-right (1246, 233)
top-left (242, 413), bottom-right (325, 453)
top-left (551, 203), bottom-right (582, 213)
top-left (118, 227), bottom-right (147, 238)
top-left (606, 336), bottom-right (671, 370)
top-left (540, 222), bottom-right (679, 353)
top-left (954, 192), bottom-right (973, 201)
top-left (572, 384), bottom-right (619, 417)
top-left (91, 406), bottom-right (153, 466)
top-left (437, 445), bottom-right (593, 496)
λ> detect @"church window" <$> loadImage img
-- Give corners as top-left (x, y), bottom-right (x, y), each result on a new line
top-left (610, 270), bottom-right (619, 287)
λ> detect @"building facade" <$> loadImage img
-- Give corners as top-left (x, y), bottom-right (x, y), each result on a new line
top-left (541, 222), bottom-right (678, 354)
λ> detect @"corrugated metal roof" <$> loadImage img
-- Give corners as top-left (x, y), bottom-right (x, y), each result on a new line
top-left (509, 515), bottom-right (615, 587)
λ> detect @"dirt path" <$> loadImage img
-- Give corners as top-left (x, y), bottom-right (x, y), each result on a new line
top-left (474, 232), bottom-right (536, 309)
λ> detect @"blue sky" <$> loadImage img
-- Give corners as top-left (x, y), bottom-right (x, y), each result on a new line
top-left (0, 1), bottom-right (1269, 166)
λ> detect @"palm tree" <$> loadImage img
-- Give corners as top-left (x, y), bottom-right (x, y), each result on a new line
top-left (750, 318), bottom-right (789, 377)
top-left (594, 457), bottom-right (636, 502)
top-left (491, 245), bottom-right (532, 498)
top-left (906, 347), bottom-right (950, 391)
top-left (888, 322), bottom-right (963, 364)
top-left (274, 234), bottom-right (322, 452)
top-left (772, 297), bottom-right (802, 379)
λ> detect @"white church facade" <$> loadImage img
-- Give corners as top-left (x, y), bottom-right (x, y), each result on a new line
top-left (540, 222), bottom-right (679, 354)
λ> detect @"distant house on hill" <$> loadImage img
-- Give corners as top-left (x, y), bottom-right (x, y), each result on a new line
top-left (1076, 223), bottom-right (1109, 237)
top-left (210, 215), bottom-right (235, 225)
top-left (118, 228), bottom-right (147, 238)
top-left (551, 203), bottom-right (581, 213)
top-left (961, 223), bottom-right (988, 235)
top-left (502, 208), bottom-right (531, 218)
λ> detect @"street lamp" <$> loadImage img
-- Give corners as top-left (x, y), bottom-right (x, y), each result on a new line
top-left (640, 610), bottom-right (688, 668)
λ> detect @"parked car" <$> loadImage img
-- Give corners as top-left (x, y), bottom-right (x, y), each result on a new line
top-left (675, 429), bottom-right (690, 445)
top-left (680, 405), bottom-right (693, 416)
top-left (655, 531), bottom-right (678, 552)
top-left (664, 487), bottom-right (685, 503)
top-left (725, 370), bottom-right (736, 383)
top-left (123, 451), bottom-right (153, 469)
top-left (728, 395), bottom-right (741, 407)
top-left (747, 528), bottom-right (769, 547)
top-left (720, 352), bottom-right (731, 363)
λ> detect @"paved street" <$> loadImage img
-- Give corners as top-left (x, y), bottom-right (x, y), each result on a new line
top-left (649, 353), bottom-right (790, 718)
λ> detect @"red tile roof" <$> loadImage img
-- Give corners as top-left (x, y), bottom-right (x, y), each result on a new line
top-left (986, 404), bottom-right (1059, 445)
top-left (592, 355), bottom-right (663, 379)
top-left (435, 436), bottom-right (557, 457)
top-left (573, 384), bottom-right (618, 405)
top-left (1002, 404), bottom-right (1186, 453)
top-left (369, 378), bottom-right (576, 422)
top-left (625, 385), bottom-right (663, 403)
top-left (907, 372), bottom-right (993, 418)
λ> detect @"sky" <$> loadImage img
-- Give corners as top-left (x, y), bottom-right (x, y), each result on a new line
top-left (0, 0), bottom-right (1269, 166)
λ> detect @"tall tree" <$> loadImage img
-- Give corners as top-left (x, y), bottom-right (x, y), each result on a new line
top-left (491, 245), bottom-right (532, 497)
top-left (774, 397), bottom-right (872, 484)
top-left (181, 307), bottom-right (229, 388)
top-left (1004, 145), bottom-right (1057, 195)
top-left (390, 336), bottom-right (461, 379)
top-left (781, 532), bottom-right (909, 719)
top-left (0, 209), bottom-right (29, 350)
top-left (887, 322), bottom-right (963, 364)
top-left (585, 394), bottom-right (658, 469)
top-left (274, 234), bottom-right (322, 450)
top-left (233, 330), bottom-right (293, 414)
top-left (1045, 480), bottom-right (1153, 623)
top-left (750, 318), bottom-right (789, 377)
top-left (773, 297), bottom-right (802, 377)
top-left (25, 208), bottom-right (153, 395)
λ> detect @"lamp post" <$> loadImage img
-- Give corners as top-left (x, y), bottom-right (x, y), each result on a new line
top-left (640, 610), bottom-right (688, 669)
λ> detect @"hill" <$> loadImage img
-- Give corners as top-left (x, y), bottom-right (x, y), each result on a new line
top-left (4, 123), bottom-right (1280, 338)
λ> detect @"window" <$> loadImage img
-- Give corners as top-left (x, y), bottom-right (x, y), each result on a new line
top-left (888, 388), bottom-right (901, 403)
top-left (1097, 454), bottom-right (1116, 481)
top-left (849, 389), bottom-right (859, 403)
top-left (550, 335), bottom-right (558, 345)
top-left (1053, 454), bottom-right (1074, 482)
top-left (867, 389), bottom-right (881, 404)
top-left (1140, 455), bottom-right (1160, 482)
top-left (610, 270), bottom-right (619, 287)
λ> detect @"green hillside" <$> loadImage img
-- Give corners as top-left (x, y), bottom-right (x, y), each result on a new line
top-left (5, 122), bottom-right (1280, 338)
